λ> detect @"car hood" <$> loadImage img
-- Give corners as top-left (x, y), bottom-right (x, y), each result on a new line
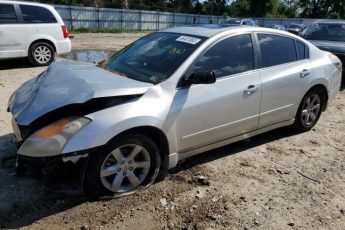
top-left (8, 60), bottom-right (153, 126)
top-left (309, 40), bottom-right (345, 54)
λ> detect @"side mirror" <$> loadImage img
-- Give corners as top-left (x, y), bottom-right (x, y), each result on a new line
top-left (183, 70), bottom-right (216, 87)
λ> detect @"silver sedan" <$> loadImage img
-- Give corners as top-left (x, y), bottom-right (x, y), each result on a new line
top-left (8, 25), bottom-right (342, 199)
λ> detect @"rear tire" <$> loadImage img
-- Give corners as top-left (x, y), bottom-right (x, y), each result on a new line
top-left (82, 134), bottom-right (161, 200)
top-left (28, 42), bottom-right (55, 66)
top-left (293, 88), bottom-right (324, 132)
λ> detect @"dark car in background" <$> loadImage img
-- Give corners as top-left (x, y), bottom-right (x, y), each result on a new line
top-left (287, 23), bottom-right (306, 35)
top-left (270, 24), bottom-right (286, 31)
top-left (303, 20), bottom-right (345, 86)
top-left (223, 18), bottom-right (257, 26)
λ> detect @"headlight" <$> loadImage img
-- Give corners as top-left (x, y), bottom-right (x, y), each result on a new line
top-left (18, 117), bottom-right (91, 157)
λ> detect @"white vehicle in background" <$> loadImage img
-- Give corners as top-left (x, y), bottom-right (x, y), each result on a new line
top-left (0, 1), bottom-right (71, 66)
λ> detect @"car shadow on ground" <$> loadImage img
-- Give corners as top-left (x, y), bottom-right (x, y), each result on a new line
top-left (0, 58), bottom-right (33, 70)
top-left (0, 126), bottom-right (298, 228)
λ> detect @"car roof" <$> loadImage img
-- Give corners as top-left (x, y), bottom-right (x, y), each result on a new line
top-left (162, 24), bottom-right (293, 38)
top-left (0, 0), bottom-right (54, 9)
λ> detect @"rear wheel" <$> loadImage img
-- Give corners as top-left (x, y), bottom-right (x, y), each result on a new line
top-left (293, 89), bottom-right (324, 132)
top-left (28, 42), bottom-right (55, 66)
top-left (82, 134), bottom-right (161, 199)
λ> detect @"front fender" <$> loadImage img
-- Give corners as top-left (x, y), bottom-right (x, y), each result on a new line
top-left (61, 114), bottom-right (165, 154)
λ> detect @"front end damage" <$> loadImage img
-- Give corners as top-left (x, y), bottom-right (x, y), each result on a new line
top-left (8, 60), bottom-right (152, 177)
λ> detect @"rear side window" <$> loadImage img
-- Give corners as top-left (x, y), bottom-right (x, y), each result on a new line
top-left (296, 41), bottom-right (309, 60)
top-left (20, 5), bottom-right (57, 23)
top-left (258, 34), bottom-right (297, 68)
top-left (189, 34), bottom-right (255, 78)
top-left (0, 4), bottom-right (18, 24)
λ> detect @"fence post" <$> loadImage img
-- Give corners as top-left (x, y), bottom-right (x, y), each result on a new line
top-left (139, 10), bottom-right (142, 31)
top-left (172, 13), bottom-right (175, 27)
top-left (120, 9), bottom-right (123, 29)
top-left (97, 7), bottom-right (100, 29)
top-left (69, 6), bottom-right (73, 30)
top-left (157, 10), bottom-right (159, 30)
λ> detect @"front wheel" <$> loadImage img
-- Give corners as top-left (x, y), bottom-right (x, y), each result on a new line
top-left (82, 134), bottom-right (161, 199)
top-left (293, 89), bottom-right (324, 132)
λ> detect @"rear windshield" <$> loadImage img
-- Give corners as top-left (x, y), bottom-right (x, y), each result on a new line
top-left (103, 32), bottom-right (206, 84)
top-left (305, 23), bottom-right (345, 42)
top-left (0, 4), bottom-right (17, 24)
top-left (20, 5), bottom-right (57, 23)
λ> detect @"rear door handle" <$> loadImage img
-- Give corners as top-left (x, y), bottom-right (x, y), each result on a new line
top-left (244, 85), bottom-right (259, 95)
top-left (300, 69), bottom-right (311, 78)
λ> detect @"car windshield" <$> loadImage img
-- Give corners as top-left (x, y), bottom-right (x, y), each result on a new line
top-left (305, 23), bottom-right (345, 42)
top-left (103, 32), bottom-right (206, 84)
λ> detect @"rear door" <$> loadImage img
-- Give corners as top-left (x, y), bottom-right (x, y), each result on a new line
top-left (0, 3), bottom-right (25, 58)
top-left (175, 33), bottom-right (262, 152)
top-left (256, 33), bottom-right (312, 128)
top-left (19, 4), bottom-right (61, 53)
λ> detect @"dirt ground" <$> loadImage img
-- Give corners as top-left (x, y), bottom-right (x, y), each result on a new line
top-left (0, 33), bottom-right (345, 230)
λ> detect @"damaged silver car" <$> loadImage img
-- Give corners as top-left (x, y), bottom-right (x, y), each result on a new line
top-left (8, 25), bottom-right (342, 199)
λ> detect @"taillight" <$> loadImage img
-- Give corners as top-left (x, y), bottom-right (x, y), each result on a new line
top-left (328, 54), bottom-right (342, 72)
top-left (61, 25), bottom-right (69, 39)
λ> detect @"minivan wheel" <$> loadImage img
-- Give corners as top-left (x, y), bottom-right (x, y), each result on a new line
top-left (28, 42), bottom-right (55, 66)
top-left (294, 89), bottom-right (323, 132)
top-left (82, 134), bottom-right (161, 199)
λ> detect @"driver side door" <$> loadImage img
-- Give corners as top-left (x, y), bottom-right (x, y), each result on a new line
top-left (174, 33), bottom-right (262, 152)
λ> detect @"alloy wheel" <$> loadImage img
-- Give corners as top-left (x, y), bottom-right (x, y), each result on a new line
top-left (100, 144), bottom-right (151, 193)
top-left (33, 46), bottom-right (52, 64)
top-left (301, 93), bottom-right (321, 126)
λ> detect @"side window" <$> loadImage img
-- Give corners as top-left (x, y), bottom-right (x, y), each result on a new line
top-left (296, 41), bottom-right (309, 60)
top-left (0, 4), bottom-right (18, 24)
top-left (258, 34), bottom-right (297, 68)
top-left (189, 34), bottom-right (254, 78)
top-left (20, 5), bottom-right (57, 24)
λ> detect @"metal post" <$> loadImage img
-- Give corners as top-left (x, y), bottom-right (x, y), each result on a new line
top-left (172, 12), bottom-right (175, 27)
top-left (97, 7), bottom-right (100, 29)
top-left (139, 10), bottom-right (142, 31)
top-left (157, 10), bottom-right (159, 30)
top-left (120, 9), bottom-right (123, 29)
top-left (69, 6), bottom-right (73, 30)
top-left (210, 0), bottom-right (214, 24)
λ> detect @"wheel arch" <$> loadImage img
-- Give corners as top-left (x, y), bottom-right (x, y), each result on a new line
top-left (29, 39), bottom-right (57, 53)
top-left (109, 126), bottom-right (170, 178)
top-left (306, 83), bottom-right (329, 111)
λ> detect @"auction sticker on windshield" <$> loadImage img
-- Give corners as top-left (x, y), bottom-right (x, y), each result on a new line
top-left (176, 36), bottom-right (201, 45)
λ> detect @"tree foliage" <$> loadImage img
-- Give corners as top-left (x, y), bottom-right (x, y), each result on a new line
top-left (29, 0), bottom-right (345, 19)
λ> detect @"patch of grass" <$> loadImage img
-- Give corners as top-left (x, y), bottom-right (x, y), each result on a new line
top-left (70, 28), bottom-right (147, 33)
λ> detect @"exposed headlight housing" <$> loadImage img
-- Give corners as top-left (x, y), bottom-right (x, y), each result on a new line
top-left (18, 117), bottom-right (91, 157)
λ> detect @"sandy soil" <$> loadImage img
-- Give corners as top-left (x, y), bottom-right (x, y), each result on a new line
top-left (0, 33), bottom-right (345, 230)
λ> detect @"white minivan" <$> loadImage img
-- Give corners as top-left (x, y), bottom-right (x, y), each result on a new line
top-left (0, 1), bottom-right (71, 66)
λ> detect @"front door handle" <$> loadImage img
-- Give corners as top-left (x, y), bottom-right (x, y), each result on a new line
top-left (300, 69), bottom-right (311, 78)
top-left (244, 85), bottom-right (259, 95)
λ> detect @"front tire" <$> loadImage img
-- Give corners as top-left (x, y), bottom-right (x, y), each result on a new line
top-left (293, 88), bottom-right (324, 132)
top-left (28, 42), bottom-right (55, 66)
top-left (82, 134), bottom-right (161, 199)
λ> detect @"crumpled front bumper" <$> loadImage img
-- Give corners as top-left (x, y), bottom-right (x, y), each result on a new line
top-left (15, 142), bottom-right (96, 178)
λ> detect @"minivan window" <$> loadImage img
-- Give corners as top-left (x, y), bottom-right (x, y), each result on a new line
top-left (296, 41), bottom-right (309, 60)
top-left (0, 4), bottom-right (18, 24)
top-left (258, 34), bottom-right (297, 68)
top-left (20, 5), bottom-right (57, 23)
top-left (189, 34), bottom-right (254, 78)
